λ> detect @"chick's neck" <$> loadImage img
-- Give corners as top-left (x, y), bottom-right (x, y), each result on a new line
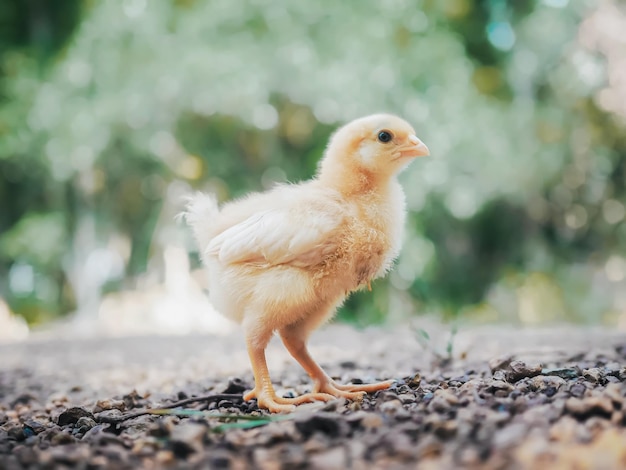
top-left (316, 156), bottom-right (394, 198)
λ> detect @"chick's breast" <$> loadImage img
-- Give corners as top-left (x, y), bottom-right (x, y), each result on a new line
top-left (339, 179), bottom-right (407, 286)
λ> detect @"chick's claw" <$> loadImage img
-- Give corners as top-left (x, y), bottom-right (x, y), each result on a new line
top-left (245, 388), bottom-right (337, 413)
top-left (256, 397), bottom-right (295, 414)
top-left (313, 379), bottom-right (394, 400)
top-left (333, 379), bottom-right (396, 393)
top-left (313, 384), bottom-right (365, 402)
top-left (273, 392), bottom-right (336, 405)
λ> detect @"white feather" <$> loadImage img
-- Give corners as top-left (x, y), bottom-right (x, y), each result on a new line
top-left (206, 207), bottom-right (342, 267)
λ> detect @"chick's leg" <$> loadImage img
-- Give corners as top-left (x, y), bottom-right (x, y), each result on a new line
top-left (243, 320), bottom-right (334, 413)
top-left (279, 321), bottom-right (394, 401)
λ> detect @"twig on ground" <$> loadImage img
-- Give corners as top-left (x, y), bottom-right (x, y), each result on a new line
top-left (161, 393), bottom-right (244, 409)
top-left (95, 393), bottom-right (244, 425)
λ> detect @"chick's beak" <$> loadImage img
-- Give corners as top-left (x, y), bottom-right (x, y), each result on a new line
top-left (401, 135), bottom-right (430, 158)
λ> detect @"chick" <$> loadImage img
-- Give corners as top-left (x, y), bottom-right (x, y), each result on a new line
top-left (184, 114), bottom-right (429, 412)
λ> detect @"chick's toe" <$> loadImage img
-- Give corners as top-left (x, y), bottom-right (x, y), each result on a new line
top-left (313, 379), bottom-right (395, 398)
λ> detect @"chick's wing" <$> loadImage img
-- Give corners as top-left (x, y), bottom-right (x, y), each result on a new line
top-left (206, 207), bottom-right (343, 267)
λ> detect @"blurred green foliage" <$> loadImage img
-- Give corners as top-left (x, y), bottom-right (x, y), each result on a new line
top-left (1, 0), bottom-right (625, 326)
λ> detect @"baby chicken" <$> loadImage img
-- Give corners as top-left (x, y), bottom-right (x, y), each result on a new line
top-left (184, 114), bottom-right (429, 412)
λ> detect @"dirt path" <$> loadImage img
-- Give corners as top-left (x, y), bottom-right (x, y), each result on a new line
top-left (1, 323), bottom-right (625, 469)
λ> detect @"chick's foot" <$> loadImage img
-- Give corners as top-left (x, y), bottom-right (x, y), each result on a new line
top-left (244, 389), bottom-right (335, 413)
top-left (313, 379), bottom-right (395, 400)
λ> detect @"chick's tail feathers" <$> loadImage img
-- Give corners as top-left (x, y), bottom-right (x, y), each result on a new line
top-left (180, 192), bottom-right (220, 262)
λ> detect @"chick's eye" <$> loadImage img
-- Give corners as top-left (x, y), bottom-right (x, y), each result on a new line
top-left (377, 131), bottom-right (393, 143)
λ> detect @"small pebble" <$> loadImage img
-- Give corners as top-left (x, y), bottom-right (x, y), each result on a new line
top-left (295, 412), bottom-right (348, 439)
top-left (12, 445), bottom-right (38, 466)
top-left (397, 393), bottom-right (416, 405)
top-left (487, 380), bottom-right (514, 394)
top-left (407, 373), bottom-right (421, 389)
top-left (488, 356), bottom-right (513, 372)
top-left (565, 396), bottom-right (613, 417)
top-left (506, 361), bottom-right (543, 382)
top-left (92, 399), bottom-right (125, 413)
top-left (308, 446), bottom-right (347, 470)
top-left (435, 389), bottom-right (459, 405)
top-left (170, 422), bottom-right (207, 457)
top-left (493, 423), bottom-right (528, 449)
top-left (569, 382), bottom-right (587, 398)
top-left (50, 430), bottom-right (76, 446)
top-left (155, 450), bottom-right (176, 465)
top-left (7, 426), bottom-right (26, 442)
top-left (377, 398), bottom-right (402, 414)
top-left (74, 416), bottom-right (97, 436)
top-left (603, 383), bottom-right (624, 406)
top-left (347, 411), bottom-right (383, 429)
top-left (23, 419), bottom-right (46, 435)
top-left (531, 375), bottom-right (566, 393)
top-left (582, 368), bottom-right (602, 383)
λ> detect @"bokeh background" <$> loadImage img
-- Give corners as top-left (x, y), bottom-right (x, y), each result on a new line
top-left (1, 0), bottom-right (625, 340)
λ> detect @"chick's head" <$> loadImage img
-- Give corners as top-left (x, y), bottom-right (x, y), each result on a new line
top-left (319, 114), bottom-right (429, 188)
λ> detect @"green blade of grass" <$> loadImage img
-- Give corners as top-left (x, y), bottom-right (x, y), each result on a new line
top-left (146, 408), bottom-right (295, 432)
top-left (212, 419), bottom-right (279, 432)
top-left (417, 328), bottom-right (430, 340)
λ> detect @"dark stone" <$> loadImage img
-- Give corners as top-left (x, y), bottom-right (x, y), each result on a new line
top-left (74, 417), bottom-right (98, 436)
top-left (122, 390), bottom-right (145, 409)
top-left (506, 361), bottom-right (543, 382)
top-left (544, 386), bottom-right (558, 397)
top-left (23, 419), bottom-right (46, 435)
top-left (569, 383), bottom-right (587, 398)
top-left (407, 373), bottom-right (422, 389)
top-left (57, 407), bottom-right (95, 426)
top-left (81, 424), bottom-right (117, 443)
top-left (7, 426), bottom-right (25, 442)
top-left (222, 378), bottom-right (248, 394)
top-left (169, 422), bottom-right (206, 458)
top-left (51, 431), bottom-right (77, 446)
top-left (12, 445), bottom-right (38, 466)
top-left (9, 393), bottom-right (37, 407)
top-left (209, 450), bottom-right (233, 469)
top-left (295, 412), bottom-right (348, 439)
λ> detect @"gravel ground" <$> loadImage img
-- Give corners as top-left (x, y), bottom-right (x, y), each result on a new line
top-left (1, 323), bottom-right (626, 469)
